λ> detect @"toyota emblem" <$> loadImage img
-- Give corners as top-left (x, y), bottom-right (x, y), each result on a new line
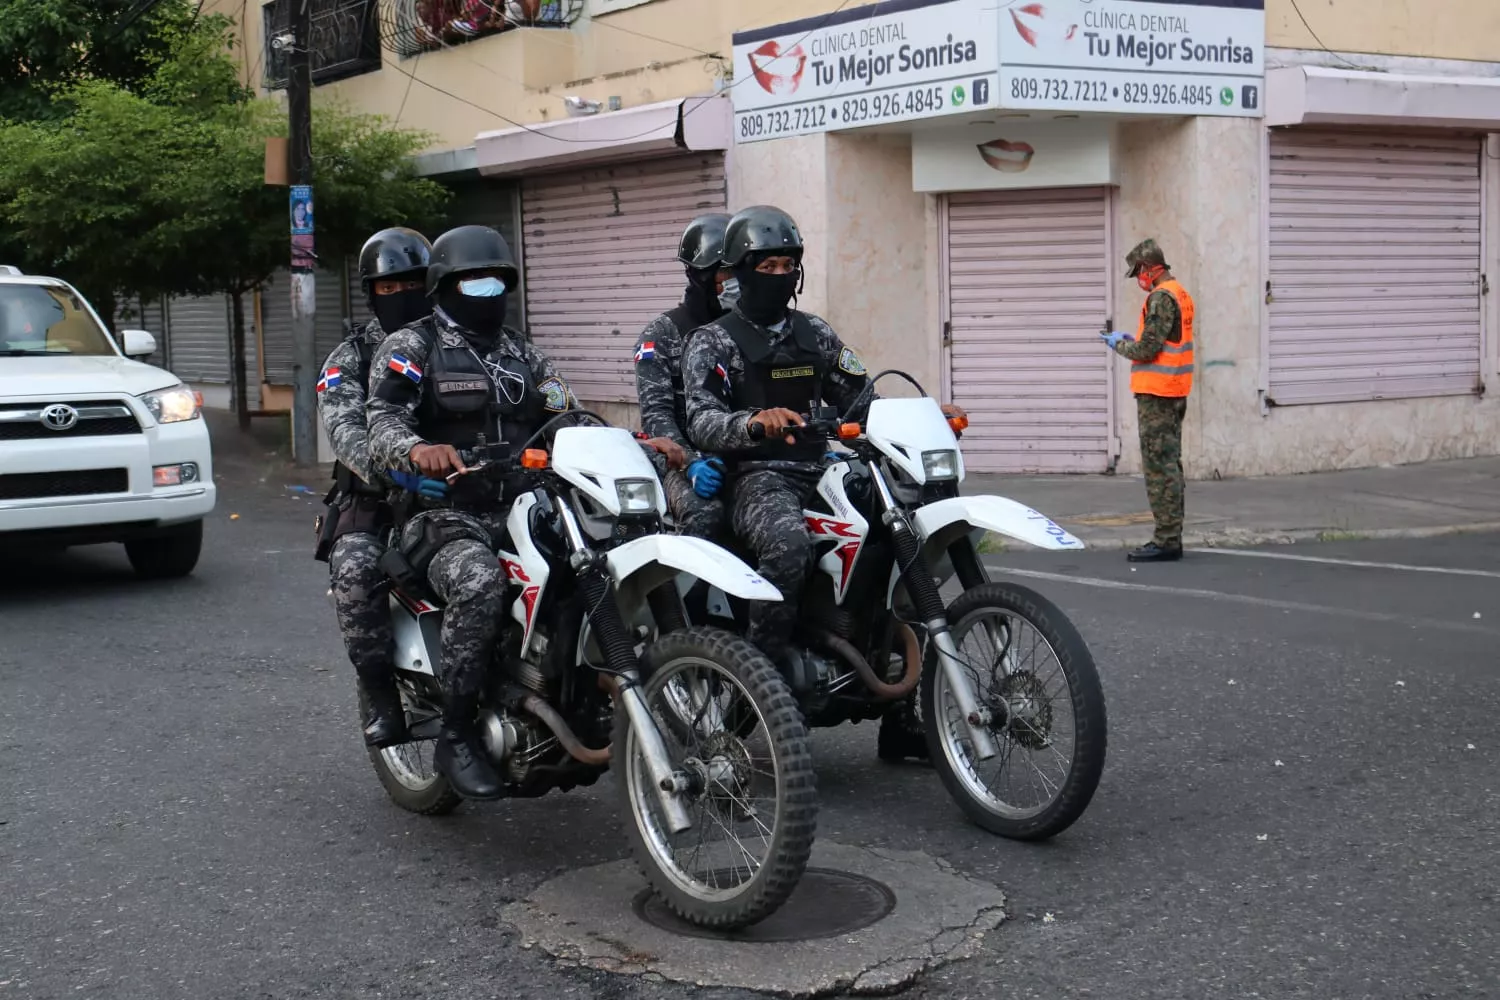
top-left (40, 403), bottom-right (79, 431)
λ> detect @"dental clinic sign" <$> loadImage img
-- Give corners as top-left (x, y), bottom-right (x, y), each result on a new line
top-left (731, 0), bottom-right (1000, 144)
top-left (998, 0), bottom-right (1266, 117)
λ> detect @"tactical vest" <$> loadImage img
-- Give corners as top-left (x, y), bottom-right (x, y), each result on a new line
top-left (719, 311), bottom-right (829, 464)
top-left (662, 305), bottom-right (699, 433)
top-left (414, 322), bottom-right (547, 450)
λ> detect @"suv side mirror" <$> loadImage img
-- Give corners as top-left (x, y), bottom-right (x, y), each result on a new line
top-left (121, 329), bottom-right (157, 358)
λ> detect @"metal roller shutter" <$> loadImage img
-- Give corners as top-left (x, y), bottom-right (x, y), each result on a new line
top-left (259, 268), bottom-right (350, 383)
top-left (521, 154), bottom-right (727, 404)
top-left (1267, 130), bottom-right (1484, 405)
top-left (944, 187), bottom-right (1112, 474)
top-left (166, 294), bottom-right (232, 383)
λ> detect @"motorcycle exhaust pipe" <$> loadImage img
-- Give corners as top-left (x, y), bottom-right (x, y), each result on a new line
top-left (811, 625), bottom-right (922, 700)
top-left (521, 694), bottom-right (611, 767)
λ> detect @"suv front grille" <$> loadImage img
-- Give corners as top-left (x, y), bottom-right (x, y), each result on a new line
top-left (0, 400), bottom-right (142, 440)
top-left (0, 468), bottom-right (129, 500)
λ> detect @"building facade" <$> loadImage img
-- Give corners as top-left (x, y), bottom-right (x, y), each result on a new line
top-left (198, 0), bottom-right (1500, 477)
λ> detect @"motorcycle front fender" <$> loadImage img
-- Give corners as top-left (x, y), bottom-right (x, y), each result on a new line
top-left (605, 534), bottom-right (783, 615)
top-left (913, 495), bottom-right (1085, 556)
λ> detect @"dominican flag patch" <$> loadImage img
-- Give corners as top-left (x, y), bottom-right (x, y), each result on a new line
top-left (315, 366), bottom-right (341, 393)
top-left (714, 363), bottom-right (731, 388)
top-left (634, 341), bottom-right (656, 363)
top-left (388, 355), bottom-right (423, 383)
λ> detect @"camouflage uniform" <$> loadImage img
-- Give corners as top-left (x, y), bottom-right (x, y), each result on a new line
top-left (633, 309), bottom-right (725, 540)
top-left (1113, 240), bottom-right (1188, 549)
top-left (366, 311), bottom-right (578, 709)
top-left (315, 319), bottom-right (396, 695)
top-left (683, 310), bottom-right (871, 664)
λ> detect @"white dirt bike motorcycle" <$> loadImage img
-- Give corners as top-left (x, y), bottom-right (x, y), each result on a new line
top-left (364, 412), bottom-right (817, 930)
top-left (684, 371), bottom-right (1107, 841)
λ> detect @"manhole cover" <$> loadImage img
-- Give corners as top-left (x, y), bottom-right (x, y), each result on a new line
top-left (633, 868), bottom-right (896, 943)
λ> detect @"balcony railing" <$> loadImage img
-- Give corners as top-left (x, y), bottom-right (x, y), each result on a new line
top-left (386, 0), bottom-right (584, 58)
top-left (263, 0), bottom-right (383, 90)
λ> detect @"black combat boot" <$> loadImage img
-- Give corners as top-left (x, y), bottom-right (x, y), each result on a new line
top-left (360, 679), bottom-right (409, 749)
top-left (434, 699), bottom-right (503, 800)
top-left (1127, 542), bottom-right (1183, 563)
top-left (877, 697), bottom-right (930, 764)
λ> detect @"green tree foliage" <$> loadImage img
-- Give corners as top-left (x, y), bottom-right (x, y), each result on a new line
top-left (0, 11), bottom-right (448, 426)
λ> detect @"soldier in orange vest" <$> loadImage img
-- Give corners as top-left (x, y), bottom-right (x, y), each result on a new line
top-left (1102, 238), bottom-right (1195, 563)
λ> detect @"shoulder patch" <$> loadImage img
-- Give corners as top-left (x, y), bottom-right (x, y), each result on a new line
top-left (316, 366), bottom-right (342, 393)
top-left (634, 341), bottom-right (656, 363)
top-left (538, 375), bottom-right (569, 413)
top-left (837, 346), bottom-right (867, 376)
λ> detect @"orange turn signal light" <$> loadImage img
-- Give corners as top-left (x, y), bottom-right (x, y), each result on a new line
top-left (520, 448), bottom-right (549, 469)
top-left (947, 415), bottom-right (970, 432)
top-left (838, 422), bottom-right (862, 440)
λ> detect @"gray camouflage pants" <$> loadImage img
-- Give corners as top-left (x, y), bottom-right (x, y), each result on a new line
top-left (665, 467), bottom-right (726, 540)
top-left (398, 514), bottom-right (505, 721)
top-left (329, 532), bottom-right (395, 694)
top-left (731, 469), bottom-right (818, 662)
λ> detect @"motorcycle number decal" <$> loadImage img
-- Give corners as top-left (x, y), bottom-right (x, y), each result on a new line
top-left (1025, 510), bottom-right (1083, 547)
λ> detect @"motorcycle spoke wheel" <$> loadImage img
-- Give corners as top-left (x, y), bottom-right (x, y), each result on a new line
top-left (615, 626), bottom-right (816, 930)
top-left (362, 683), bottom-right (463, 816)
top-left (923, 582), bottom-right (1107, 841)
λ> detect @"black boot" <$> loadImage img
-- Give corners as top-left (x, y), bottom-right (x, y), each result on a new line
top-left (1127, 541), bottom-right (1183, 563)
top-left (434, 724), bottom-right (504, 800)
top-left (877, 693), bottom-right (929, 763)
top-left (361, 681), bottom-right (409, 749)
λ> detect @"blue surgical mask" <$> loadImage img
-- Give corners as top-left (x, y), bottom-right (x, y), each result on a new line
top-left (457, 276), bottom-right (507, 298)
top-left (718, 277), bottom-right (740, 311)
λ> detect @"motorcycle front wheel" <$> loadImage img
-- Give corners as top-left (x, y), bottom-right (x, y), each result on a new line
top-left (922, 582), bottom-right (1107, 841)
top-left (614, 626), bottom-right (817, 930)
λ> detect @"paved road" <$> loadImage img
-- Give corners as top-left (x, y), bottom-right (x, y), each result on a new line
top-left (3, 455), bottom-right (1498, 999)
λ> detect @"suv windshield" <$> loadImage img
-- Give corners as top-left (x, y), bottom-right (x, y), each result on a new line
top-left (0, 283), bottom-right (117, 356)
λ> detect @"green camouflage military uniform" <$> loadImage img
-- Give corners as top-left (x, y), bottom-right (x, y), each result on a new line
top-left (1114, 239), bottom-right (1188, 549)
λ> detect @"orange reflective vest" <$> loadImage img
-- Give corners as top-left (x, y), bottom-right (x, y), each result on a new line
top-left (1131, 279), bottom-right (1195, 398)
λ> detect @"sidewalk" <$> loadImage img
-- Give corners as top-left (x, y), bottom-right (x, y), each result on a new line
top-left (966, 459), bottom-right (1500, 550)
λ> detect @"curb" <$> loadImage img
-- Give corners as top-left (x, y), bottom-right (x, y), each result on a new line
top-left (987, 520), bottom-right (1500, 553)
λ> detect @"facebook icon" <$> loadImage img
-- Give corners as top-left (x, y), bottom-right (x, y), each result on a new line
top-left (1242, 84), bottom-right (1259, 110)
top-left (974, 78), bottom-right (991, 105)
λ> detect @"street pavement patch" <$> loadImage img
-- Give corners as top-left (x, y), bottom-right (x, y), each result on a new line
top-left (501, 841), bottom-right (1007, 995)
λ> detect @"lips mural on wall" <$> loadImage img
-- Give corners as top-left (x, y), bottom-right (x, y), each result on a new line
top-left (748, 40), bottom-right (808, 95)
top-left (1006, 2), bottom-right (1078, 48)
top-left (978, 138), bottom-right (1036, 173)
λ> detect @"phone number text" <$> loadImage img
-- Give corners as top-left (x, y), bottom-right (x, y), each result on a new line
top-left (1000, 68), bottom-right (1260, 115)
top-left (736, 85), bottom-right (949, 141)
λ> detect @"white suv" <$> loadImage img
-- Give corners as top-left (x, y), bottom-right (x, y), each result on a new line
top-left (0, 268), bottom-right (216, 578)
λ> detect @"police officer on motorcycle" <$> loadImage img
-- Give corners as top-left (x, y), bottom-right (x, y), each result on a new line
top-left (632, 213), bottom-right (733, 539)
top-left (315, 226), bottom-right (435, 749)
top-left (366, 225), bottom-right (683, 799)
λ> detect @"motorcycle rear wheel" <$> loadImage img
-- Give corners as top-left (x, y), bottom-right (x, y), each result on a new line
top-left (614, 626), bottom-right (817, 930)
top-left (922, 582), bottom-right (1106, 841)
top-left (361, 683), bottom-right (464, 817)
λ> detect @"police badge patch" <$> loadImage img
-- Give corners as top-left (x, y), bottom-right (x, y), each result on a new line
top-left (837, 347), bottom-right (867, 376)
top-left (538, 375), bottom-right (569, 412)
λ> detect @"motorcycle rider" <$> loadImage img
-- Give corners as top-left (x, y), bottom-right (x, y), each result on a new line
top-left (315, 226), bottom-right (439, 749)
top-left (632, 213), bottom-right (733, 539)
top-left (366, 225), bottom-right (683, 799)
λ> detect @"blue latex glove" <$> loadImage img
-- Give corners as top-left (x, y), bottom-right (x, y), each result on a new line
top-left (825, 451), bottom-right (842, 462)
top-left (1100, 331), bottom-right (1134, 349)
top-left (687, 457), bottom-right (725, 498)
top-left (389, 469), bottom-right (448, 500)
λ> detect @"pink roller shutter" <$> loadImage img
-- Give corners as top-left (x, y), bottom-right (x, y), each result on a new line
top-left (1268, 130), bottom-right (1483, 405)
top-left (944, 188), bottom-right (1112, 474)
top-left (521, 154), bottom-right (727, 404)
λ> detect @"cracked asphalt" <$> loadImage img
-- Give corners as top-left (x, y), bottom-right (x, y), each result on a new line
top-left (3, 423), bottom-right (1498, 999)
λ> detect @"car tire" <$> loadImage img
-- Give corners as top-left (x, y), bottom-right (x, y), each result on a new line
top-left (125, 520), bottom-right (204, 579)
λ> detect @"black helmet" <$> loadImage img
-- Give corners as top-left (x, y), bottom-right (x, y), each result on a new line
top-left (358, 228), bottom-right (431, 287)
top-left (677, 213), bottom-right (731, 270)
top-left (425, 225), bottom-right (520, 297)
top-left (721, 206), bottom-right (804, 267)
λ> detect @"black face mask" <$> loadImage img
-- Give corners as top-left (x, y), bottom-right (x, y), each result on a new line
top-left (436, 287), bottom-right (508, 341)
top-left (683, 267), bottom-right (726, 325)
top-left (369, 287), bottom-right (429, 335)
top-left (734, 264), bottom-right (799, 327)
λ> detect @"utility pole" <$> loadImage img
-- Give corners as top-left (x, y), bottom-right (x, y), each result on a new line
top-left (287, 0), bottom-right (317, 465)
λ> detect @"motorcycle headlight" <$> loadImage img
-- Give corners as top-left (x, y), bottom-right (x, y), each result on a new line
top-left (922, 449), bottom-right (959, 481)
top-left (139, 384), bottom-right (200, 424)
top-left (616, 478), bottom-right (659, 514)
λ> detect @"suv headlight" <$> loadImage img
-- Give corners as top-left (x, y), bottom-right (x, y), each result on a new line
top-left (140, 384), bottom-right (200, 424)
top-left (616, 478), bottom-right (659, 514)
top-left (922, 449), bottom-right (959, 481)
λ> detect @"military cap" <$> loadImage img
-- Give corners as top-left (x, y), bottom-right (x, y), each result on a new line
top-left (1125, 238), bottom-right (1169, 277)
